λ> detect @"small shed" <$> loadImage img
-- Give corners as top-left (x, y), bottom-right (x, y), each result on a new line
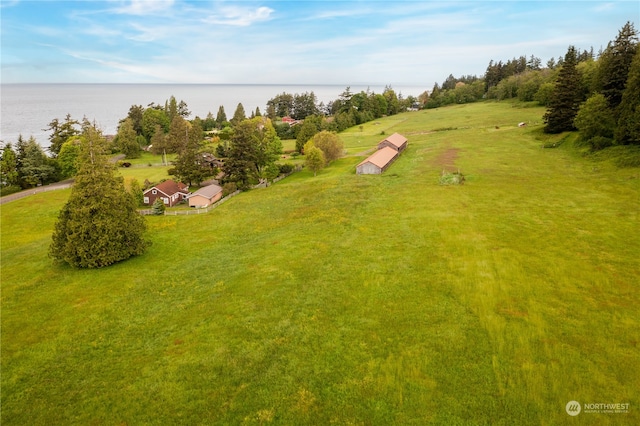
top-left (143, 180), bottom-right (189, 207)
top-left (356, 147), bottom-right (399, 175)
top-left (188, 183), bottom-right (223, 208)
top-left (377, 132), bottom-right (408, 152)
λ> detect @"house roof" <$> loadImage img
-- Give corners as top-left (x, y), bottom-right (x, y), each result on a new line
top-left (357, 146), bottom-right (398, 169)
top-left (380, 132), bottom-right (408, 149)
top-left (189, 183), bottom-right (223, 200)
top-left (144, 179), bottom-right (189, 196)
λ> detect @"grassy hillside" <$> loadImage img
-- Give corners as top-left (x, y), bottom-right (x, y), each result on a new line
top-left (2, 102), bottom-right (638, 425)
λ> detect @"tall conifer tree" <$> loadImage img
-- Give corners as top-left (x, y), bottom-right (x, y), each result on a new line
top-left (173, 119), bottom-right (210, 185)
top-left (49, 126), bottom-right (148, 268)
top-left (543, 46), bottom-right (583, 133)
top-left (614, 48), bottom-right (640, 145)
top-left (598, 22), bottom-right (638, 111)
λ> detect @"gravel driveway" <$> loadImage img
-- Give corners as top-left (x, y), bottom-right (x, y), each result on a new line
top-left (0, 179), bottom-right (74, 205)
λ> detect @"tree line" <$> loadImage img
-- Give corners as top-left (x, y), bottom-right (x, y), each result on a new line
top-left (0, 83), bottom-right (415, 195)
top-left (418, 21), bottom-right (638, 148)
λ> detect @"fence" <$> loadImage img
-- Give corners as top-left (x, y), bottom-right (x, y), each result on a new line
top-left (139, 169), bottom-right (298, 217)
top-left (139, 190), bottom-right (240, 216)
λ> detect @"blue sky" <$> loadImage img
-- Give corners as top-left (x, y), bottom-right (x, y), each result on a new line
top-left (1, 1), bottom-right (637, 86)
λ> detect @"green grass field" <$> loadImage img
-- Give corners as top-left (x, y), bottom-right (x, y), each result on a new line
top-left (2, 101), bottom-right (638, 425)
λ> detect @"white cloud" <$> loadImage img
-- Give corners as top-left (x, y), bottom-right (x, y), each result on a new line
top-left (111, 0), bottom-right (175, 16)
top-left (0, 0), bottom-right (20, 9)
top-left (202, 5), bottom-right (274, 26)
top-left (127, 22), bottom-right (162, 42)
top-left (592, 2), bottom-right (615, 12)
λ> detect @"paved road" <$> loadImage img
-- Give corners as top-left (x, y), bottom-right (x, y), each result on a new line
top-left (0, 179), bottom-right (74, 205)
top-left (0, 157), bottom-right (128, 205)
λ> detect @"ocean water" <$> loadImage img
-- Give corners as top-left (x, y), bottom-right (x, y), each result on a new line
top-left (0, 84), bottom-right (426, 147)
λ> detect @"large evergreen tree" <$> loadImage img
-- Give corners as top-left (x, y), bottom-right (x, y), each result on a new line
top-left (166, 115), bottom-right (190, 153)
top-left (122, 104), bottom-right (145, 135)
top-left (598, 22), bottom-right (638, 111)
top-left (223, 118), bottom-right (259, 190)
top-left (44, 114), bottom-right (80, 157)
top-left (614, 47), bottom-right (640, 145)
top-left (49, 126), bottom-right (148, 268)
top-left (115, 118), bottom-right (141, 159)
top-left (222, 117), bottom-right (282, 190)
top-left (292, 92), bottom-right (319, 120)
top-left (16, 135), bottom-right (57, 188)
top-left (0, 143), bottom-right (19, 188)
top-left (230, 103), bottom-right (246, 125)
top-left (215, 105), bottom-right (228, 127)
top-left (254, 118), bottom-right (283, 178)
top-left (543, 46), bottom-right (583, 133)
top-left (173, 119), bottom-right (210, 185)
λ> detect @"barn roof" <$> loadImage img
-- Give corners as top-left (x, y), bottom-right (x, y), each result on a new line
top-left (189, 183), bottom-right (222, 199)
top-left (380, 132), bottom-right (407, 149)
top-left (357, 146), bottom-right (398, 169)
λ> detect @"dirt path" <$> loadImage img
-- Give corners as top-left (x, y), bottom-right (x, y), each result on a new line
top-left (0, 179), bottom-right (74, 205)
top-left (432, 147), bottom-right (460, 172)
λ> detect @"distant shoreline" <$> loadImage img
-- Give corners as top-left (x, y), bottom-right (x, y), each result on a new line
top-left (1, 83), bottom-right (426, 147)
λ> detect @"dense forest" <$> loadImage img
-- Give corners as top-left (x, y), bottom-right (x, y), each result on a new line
top-left (1, 22), bottom-right (638, 196)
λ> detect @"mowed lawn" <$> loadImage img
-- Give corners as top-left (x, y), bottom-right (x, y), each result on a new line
top-left (2, 102), bottom-right (638, 425)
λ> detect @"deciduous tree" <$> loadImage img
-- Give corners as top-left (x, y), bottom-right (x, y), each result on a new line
top-left (310, 131), bottom-right (343, 164)
top-left (142, 108), bottom-right (170, 143)
top-left (295, 115), bottom-right (322, 152)
top-left (574, 94), bottom-right (615, 149)
top-left (304, 142), bottom-right (325, 177)
top-left (57, 137), bottom-right (82, 178)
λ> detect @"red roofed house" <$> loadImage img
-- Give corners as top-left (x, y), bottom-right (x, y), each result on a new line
top-left (356, 146), bottom-right (399, 175)
top-left (188, 183), bottom-right (223, 208)
top-left (377, 132), bottom-right (408, 152)
top-left (281, 116), bottom-right (301, 126)
top-left (143, 180), bottom-right (190, 207)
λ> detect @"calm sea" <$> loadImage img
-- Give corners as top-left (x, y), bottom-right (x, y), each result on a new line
top-left (0, 84), bottom-right (426, 147)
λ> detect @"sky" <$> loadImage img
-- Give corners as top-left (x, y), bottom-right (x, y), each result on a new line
top-left (1, 1), bottom-right (638, 87)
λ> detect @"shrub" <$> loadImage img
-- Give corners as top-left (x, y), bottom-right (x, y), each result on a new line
top-left (151, 198), bottom-right (166, 215)
top-left (279, 163), bottom-right (295, 175)
top-left (222, 182), bottom-right (237, 197)
top-left (0, 185), bottom-right (22, 197)
top-left (588, 136), bottom-right (614, 151)
top-left (439, 170), bottom-right (465, 185)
